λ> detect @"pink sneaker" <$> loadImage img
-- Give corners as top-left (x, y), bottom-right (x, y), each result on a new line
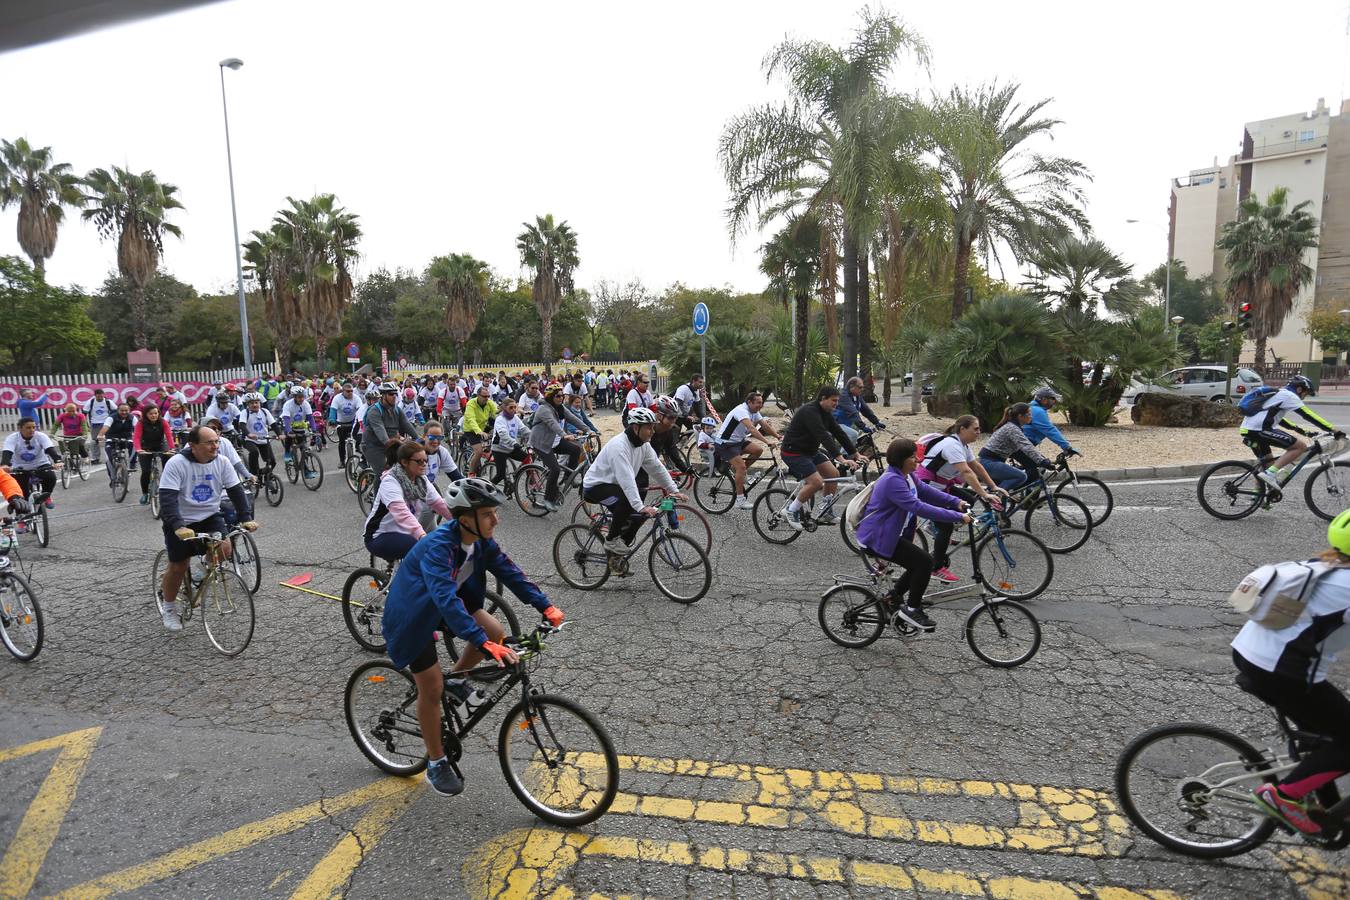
top-left (1254, 784), bottom-right (1322, 834)
top-left (933, 567), bottom-right (960, 583)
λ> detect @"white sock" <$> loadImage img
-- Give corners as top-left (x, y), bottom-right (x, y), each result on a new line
top-left (787, 499), bottom-right (802, 513)
top-left (430, 754), bottom-right (447, 765)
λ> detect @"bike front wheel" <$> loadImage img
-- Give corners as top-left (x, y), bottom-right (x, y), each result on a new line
top-left (817, 584), bottom-right (886, 648)
top-left (648, 532), bottom-right (711, 603)
top-left (344, 660), bottom-right (426, 776)
top-left (200, 568), bottom-right (256, 657)
top-left (1114, 723), bottom-right (1277, 859)
top-left (342, 567), bottom-right (389, 652)
top-left (692, 471), bottom-right (736, 514)
top-left (752, 488), bottom-right (800, 544)
top-left (112, 461), bottom-right (128, 503)
top-left (356, 470), bottom-right (375, 516)
top-left (1022, 493), bottom-right (1093, 554)
top-left (552, 524), bottom-right (611, 590)
top-left (1197, 460), bottom-right (1265, 520)
top-left (59, 461), bottom-right (70, 489)
top-left (149, 478), bottom-right (161, 520)
top-left (964, 599), bottom-right (1040, 667)
top-left (514, 464), bottom-right (549, 517)
top-left (1304, 460), bottom-right (1350, 521)
top-left (669, 504), bottom-right (712, 555)
top-left (497, 694), bottom-right (619, 826)
top-left (1053, 474), bottom-right (1113, 526)
top-left (265, 473), bottom-right (284, 507)
top-left (230, 530), bottom-right (262, 594)
top-left (77, 456), bottom-right (89, 481)
top-left (0, 571), bottom-right (43, 661)
top-left (973, 528), bottom-right (1053, 601)
top-left (302, 451), bottom-right (324, 491)
top-left (34, 506), bottom-right (49, 548)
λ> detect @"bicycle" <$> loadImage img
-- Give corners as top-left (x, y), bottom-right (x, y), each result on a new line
top-left (257, 460), bottom-right (284, 508)
top-left (553, 497), bottom-right (712, 603)
top-left (221, 494), bottom-right (262, 594)
top-left (515, 443), bottom-right (596, 517)
top-left (817, 557), bottom-right (1041, 667)
top-left (344, 622), bottom-right (619, 825)
top-left (995, 456), bottom-right (1094, 554)
top-left (1115, 673), bottom-right (1350, 858)
top-left (12, 469), bottom-right (52, 548)
top-left (344, 442), bottom-right (368, 493)
top-left (0, 512), bottom-right (42, 661)
top-left (283, 428), bottom-right (325, 491)
top-left (752, 467), bottom-right (867, 545)
top-left (150, 528), bottom-right (256, 656)
top-left (1047, 451), bottom-right (1113, 526)
top-left (1198, 437), bottom-right (1350, 521)
top-left (143, 453), bottom-right (172, 520)
top-left (693, 444), bottom-right (790, 514)
top-left (56, 437), bottom-right (89, 489)
top-left (570, 487), bottom-right (714, 556)
top-left (106, 438), bottom-right (133, 503)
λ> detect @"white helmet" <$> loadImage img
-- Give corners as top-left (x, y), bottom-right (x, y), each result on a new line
top-left (365, 387), bottom-right (381, 399)
top-left (244, 392), bottom-right (264, 404)
top-left (378, 381), bottom-right (399, 394)
top-left (626, 407), bottom-right (658, 426)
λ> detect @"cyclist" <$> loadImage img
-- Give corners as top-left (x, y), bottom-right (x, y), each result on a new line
top-left (380, 478), bottom-right (564, 796)
top-left (1240, 375), bottom-right (1343, 493)
top-left (328, 383), bottom-right (362, 468)
top-left (422, 421), bottom-right (463, 486)
top-left (490, 398), bottom-right (529, 489)
top-left (716, 390), bottom-right (782, 511)
top-left (98, 402), bottom-right (137, 482)
top-left (780, 386), bottom-right (856, 529)
top-left (623, 372), bottom-right (655, 423)
top-left (1236, 510), bottom-right (1350, 835)
top-left (363, 382), bottom-right (418, 475)
top-left (0, 469), bottom-right (31, 518)
top-left (696, 417), bottom-right (717, 475)
top-left (158, 425), bottom-right (258, 632)
top-left (517, 379), bottom-right (543, 421)
top-left (673, 373), bottom-right (706, 422)
top-left (399, 387), bottom-right (425, 426)
top-left (978, 403), bottom-right (1054, 492)
top-left (1023, 387), bottom-right (1078, 456)
top-left (835, 376), bottom-right (884, 444)
top-left (240, 393), bottom-right (282, 477)
top-left (529, 384), bottom-right (590, 513)
top-left (364, 441), bottom-right (454, 562)
top-left (1, 418), bottom-right (61, 507)
top-left (165, 398), bottom-right (194, 445)
top-left (439, 375), bottom-right (467, 423)
top-left (84, 387), bottom-right (115, 460)
top-left (582, 408), bottom-right (684, 559)
top-left (280, 386), bottom-right (318, 463)
top-left (133, 404), bottom-right (176, 505)
top-left (207, 391), bottom-right (243, 437)
top-left (461, 385), bottom-right (498, 478)
top-left (917, 415), bottom-right (1006, 584)
top-left (52, 402), bottom-right (91, 461)
top-left (201, 415), bottom-right (254, 487)
top-left (562, 392), bottom-right (598, 438)
top-left (856, 437), bottom-right (972, 631)
top-left (649, 395), bottom-right (692, 474)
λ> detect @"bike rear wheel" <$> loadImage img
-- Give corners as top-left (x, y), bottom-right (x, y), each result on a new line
top-left (443, 591), bottom-right (521, 676)
top-left (265, 473), bottom-right (284, 507)
top-left (342, 567), bottom-right (389, 652)
top-left (1022, 493), bottom-right (1093, 553)
top-left (76, 455), bottom-right (89, 481)
top-left (514, 464), bottom-right (550, 517)
top-left (693, 471), bottom-right (736, 514)
top-left (344, 660), bottom-right (426, 775)
top-left (552, 524), bottom-right (611, 590)
top-left (230, 530), bottom-right (262, 594)
top-left (964, 599), bottom-right (1040, 667)
top-left (1197, 460), bottom-right (1265, 520)
top-left (1114, 722), bottom-right (1277, 859)
top-left (1303, 460), bottom-right (1350, 521)
top-left (648, 532), bottom-right (711, 603)
top-left (752, 488), bottom-right (800, 544)
top-left (0, 571), bottom-right (43, 661)
top-left (200, 568), bottom-right (256, 657)
top-left (497, 694), bottom-right (619, 826)
top-left (817, 584), bottom-right (886, 648)
top-left (33, 506), bottom-right (49, 548)
top-left (973, 528), bottom-right (1052, 601)
top-left (1053, 474), bottom-right (1113, 526)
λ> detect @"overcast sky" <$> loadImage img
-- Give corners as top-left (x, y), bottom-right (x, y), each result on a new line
top-left (1, 0), bottom-right (1345, 300)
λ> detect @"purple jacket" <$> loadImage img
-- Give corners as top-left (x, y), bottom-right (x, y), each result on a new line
top-left (855, 466), bottom-right (965, 559)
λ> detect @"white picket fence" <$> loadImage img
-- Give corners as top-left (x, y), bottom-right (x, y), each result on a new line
top-left (394, 359), bottom-right (662, 376)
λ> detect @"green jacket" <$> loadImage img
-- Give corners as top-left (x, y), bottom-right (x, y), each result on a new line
top-left (463, 397), bottom-right (498, 435)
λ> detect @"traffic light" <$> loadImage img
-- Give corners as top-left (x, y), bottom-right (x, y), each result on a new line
top-left (1238, 303), bottom-right (1253, 331)
top-left (1222, 320), bottom-right (1236, 331)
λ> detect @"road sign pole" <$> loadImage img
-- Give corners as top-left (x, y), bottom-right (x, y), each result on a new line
top-left (700, 335), bottom-right (706, 392)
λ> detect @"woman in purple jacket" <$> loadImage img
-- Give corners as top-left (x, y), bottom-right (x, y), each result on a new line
top-left (855, 437), bottom-right (971, 631)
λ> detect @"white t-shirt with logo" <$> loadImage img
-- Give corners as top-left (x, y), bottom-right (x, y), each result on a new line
top-left (159, 451), bottom-right (241, 522)
top-left (925, 435), bottom-right (975, 481)
top-left (492, 413), bottom-right (526, 450)
top-left (330, 395), bottom-right (361, 424)
top-left (243, 408), bottom-right (277, 444)
top-left (426, 446), bottom-right (458, 482)
top-left (208, 402), bottom-right (243, 430)
top-left (280, 399), bottom-right (313, 430)
top-left (716, 403), bottom-right (763, 445)
top-left (85, 398), bottom-right (115, 427)
top-left (4, 432), bottom-right (55, 470)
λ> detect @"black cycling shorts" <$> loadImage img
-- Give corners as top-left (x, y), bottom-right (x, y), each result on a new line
top-left (162, 514), bottom-right (227, 563)
top-left (1242, 429), bottom-right (1297, 459)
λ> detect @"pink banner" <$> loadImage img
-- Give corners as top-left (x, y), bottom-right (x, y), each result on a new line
top-left (0, 381), bottom-right (240, 409)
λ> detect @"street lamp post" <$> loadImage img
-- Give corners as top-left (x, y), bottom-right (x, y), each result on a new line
top-left (218, 57), bottom-right (252, 372)
top-left (1170, 315), bottom-right (1184, 349)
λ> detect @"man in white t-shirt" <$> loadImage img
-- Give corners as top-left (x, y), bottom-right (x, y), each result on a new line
top-left (156, 426), bottom-right (259, 631)
top-left (714, 391), bottom-right (780, 509)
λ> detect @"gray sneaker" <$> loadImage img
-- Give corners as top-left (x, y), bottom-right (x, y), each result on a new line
top-left (816, 511), bottom-right (838, 526)
top-left (540, 498), bottom-right (560, 513)
top-left (786, 507), bottom-right (804, 531)
top-left (161, 601), bottom-right (183, 632)
top-left (425, 758), bottom-right (464, 796)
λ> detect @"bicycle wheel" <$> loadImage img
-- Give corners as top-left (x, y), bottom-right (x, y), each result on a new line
top-left (59, 460), bottom-right (70, 490)
top-left (1197, 460), bottom-right (1265, 520)
top-left (669, 503), bottom-right (712, 555)
top-left (285, 454), bottom-right (299, 484)
top-left (112, 460), bottom-right (128, 503)
top-left (344, 456), bottom-right (362, 493)
top-left (964, 599), bottom-right (1040, 667)
top-left (1304, 460), bottom-right (1350, 521)
top-left (344, 660), bottom-right (427, 776)
top-left (265, 473), bottom-right (284, 507)
top-left (973, 528), bottom-right (1053, 601)
top-left (34, 506), bottom-right (48, 548)
top-left (514, 464), bottom-right (549, 517)
top-left (0, 570), bottom-right (43, 661)
top-left (498, 694), bottom-right (619, 826)
top-left (752, 488), bottom-right (801, 545)
top-left (356, 470), bottom-right (375, 516)
top-left (200, 568), bottom-right (255, 657)
top-left (1022, 493), bottom-right (1092, 554)
top-left (444, 590), bottom-right (521, 675)
top-left (693, 471), bottom-right (736, 514)
top-left (149, 471), bottom-right (161, 520)
top-left (77, 455), bottom-right (89, 481)
top-left (342, 567), bottom-right (389, 652)
top-left (230, 531), bottom-right (262, 594)
top-left (1053, 474), bottom-right (1113, 526)
top-left (817, 584), bottom-right (886, 648)
top-left (1114, 723), bottom-right (1277, 859)
top-left (151, 549), bottom-right (168, 615)
top-left (302, 450), bottom-right (324, 491)
top-left (648, 532), bottom-right (710, 604)
top-left (570, 498), bottom-right (608, 531)
top-left (552, 524), bottom-right (611, 590)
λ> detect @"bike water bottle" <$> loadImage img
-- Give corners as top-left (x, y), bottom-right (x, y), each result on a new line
top-left (659, 496), bottom-right (677, 528)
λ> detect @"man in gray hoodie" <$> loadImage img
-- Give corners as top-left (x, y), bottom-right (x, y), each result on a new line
top-left (362, 382), bottom-right (418, 474)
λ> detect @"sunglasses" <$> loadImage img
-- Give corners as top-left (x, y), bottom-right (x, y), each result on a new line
top-left (426, 435), bottom-right (442, 442)
top-left (409, 457), bottom-right (428, 465)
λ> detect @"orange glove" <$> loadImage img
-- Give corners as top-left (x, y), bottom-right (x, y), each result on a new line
top-left (481, 640), bottom-right (516, 666)
top-left (543, 606), bottom-right (564, 627)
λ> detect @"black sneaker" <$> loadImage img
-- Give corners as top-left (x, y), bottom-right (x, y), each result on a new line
top-left (895, 604), bottom-right (936, 632)
top-left (425, 758), bottom-right (464, 796)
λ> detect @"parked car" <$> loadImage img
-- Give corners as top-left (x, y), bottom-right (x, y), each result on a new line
top-left (1120, 365), bottom-right (1265, 405)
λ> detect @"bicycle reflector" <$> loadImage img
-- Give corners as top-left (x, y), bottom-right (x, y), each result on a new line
top-left (1238, 303), bottom-right (1253, 331)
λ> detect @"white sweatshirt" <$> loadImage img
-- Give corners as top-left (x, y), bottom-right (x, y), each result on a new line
top-left (582, 433), bottom-right (679, 510)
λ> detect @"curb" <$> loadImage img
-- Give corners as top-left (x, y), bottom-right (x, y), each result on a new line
top-left (1075, 463), bottom-right (1209, 482)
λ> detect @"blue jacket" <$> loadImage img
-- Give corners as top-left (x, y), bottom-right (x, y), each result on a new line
top-left (833, 391), bottom-right (880, 429)
top-left (1023, 404), bottom-right (1072, 452)
top-left (855, 466), bottom-right (965, 560)
top-left (381, 520), bottom-right (551, 670)
top-left (17, 393), bottom-right (48, 421)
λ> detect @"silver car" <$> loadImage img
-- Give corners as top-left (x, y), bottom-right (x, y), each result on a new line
top-left (1121, 365), bottom-right (1265, 405)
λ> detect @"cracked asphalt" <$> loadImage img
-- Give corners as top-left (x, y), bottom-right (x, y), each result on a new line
top-left (2, 419), bottom-right (1349, 899)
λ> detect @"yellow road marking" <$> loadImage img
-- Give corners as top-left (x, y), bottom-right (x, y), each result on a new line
top-left (1277, 847), bottom-right (1350, 900)
top-left (289, 780), bottom-right (420, 899)
top-left (0, 727), bottom-right (102, 900)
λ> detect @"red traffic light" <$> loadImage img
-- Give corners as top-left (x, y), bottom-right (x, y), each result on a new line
top-left (1239, 303), bottom-right (1252, 313)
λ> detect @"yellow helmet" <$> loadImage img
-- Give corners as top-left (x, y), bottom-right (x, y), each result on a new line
top-left (1330, 509), bottom-right (1350, 556)
top-left (544, 384), bottom-right (563, 399)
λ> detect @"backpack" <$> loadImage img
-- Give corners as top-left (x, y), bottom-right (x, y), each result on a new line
top-left (914, 432), bottom-right (946, 466)
top-left (1236, 385), bottom-right (1278, 415)
top-left (1229, 559), bottom-right (1334, 629)
top-left (844, 478), bottom-right (878, 533)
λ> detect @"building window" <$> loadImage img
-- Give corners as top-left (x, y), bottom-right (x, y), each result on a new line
top-left (1299, 129), bottom-right (1315, 143)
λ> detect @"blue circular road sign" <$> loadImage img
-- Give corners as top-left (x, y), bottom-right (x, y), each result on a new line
top-left (692, 302), bottom-right (710, 336)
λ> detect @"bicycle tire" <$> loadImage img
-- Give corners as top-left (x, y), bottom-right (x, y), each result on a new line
top-left (77, 456), bottom-right (89, 481)
top-left (34, 506), bottom-right (48, 548)
top-left (285, 455), bottom-right (299, 484)
top-left (670, 503), bottom-right (712, 555)
top-left (1197, 460), bottom-right (1265, 520)
top-left (964, 599), bottom-right (1040, 667)
top-left (344, 456), bottom-right (362, 493)
top-left (752, 488), bottom-right (800, 544)
top-left (514, 464), bottom-right (550, 517)
top-left (200, 567), bottom-right (255, 657)
top-left (693, 471), bottom-right (736, 514)
top-left (973, 528), bottom-right (1052, 601)
top-left (1303, 460), bottom-right (1350, 522)
top-left (817, 584), bottom-right (886, 648)
top-left (112, 461), bottom-right (128, 503)
top-left (151, 549), bottom-right (169, 615)
top-left (265, 473), bottom-right (284, 507)
top-left (444, 590), bottom-right (521, 674)
top-left (0, 570), bottom-right (43, 661)
top-left (149, 470), bottom-right (161, 520)
top-left (1053, 473), bottom-right (1113, 526)
top-left (302, 450), bottom-right (324, 491)
top-left (342, 567), bottom-right (389, 652)
top-left (356, 470), bottom-right (375, 516)
top-left (1114, 722), bottom-right (1277, 859)
top-left (1022, 493), bottom-right (1093, 554)
top-left (344, 660), bottom-right (427, 776)
top-left (230, 530), bottom-right (262, 594)
top-left (648, 532), bottom-right (710, 603)
top-left (552, 524), bottom-right (611, 590)
top-left (59, 461), bottom-right (70, 489)
top-left (497, 694), bottom-right (619, 826)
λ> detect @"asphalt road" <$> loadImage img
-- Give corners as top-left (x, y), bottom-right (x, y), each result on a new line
top-left (1, 419), bottom-right (1348, 900)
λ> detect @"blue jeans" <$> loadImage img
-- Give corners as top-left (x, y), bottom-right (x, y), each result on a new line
top-left (366, 531), bottom-right (417, 564)
top-left (978, 454), bottom-right (1028, 492)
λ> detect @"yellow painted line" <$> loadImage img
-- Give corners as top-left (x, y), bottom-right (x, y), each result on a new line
top-left (462, 827), bottom-right (1186, 900)
top-left (288, 779), bottom-right (420, 899)
top-left (0, 727), bottom-right (103, 900)
top-left (1277, 847), bottom-right (1350, 900)
top-left (46, 775), bottom-right (417, 899)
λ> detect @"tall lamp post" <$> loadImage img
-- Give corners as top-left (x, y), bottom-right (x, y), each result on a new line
top-left (218, 57), bottom-right (252, 371)
top-left (1170, 315), bottom-right (1184, 349)
top-left (1126, 218), bottom-right (1171, 339)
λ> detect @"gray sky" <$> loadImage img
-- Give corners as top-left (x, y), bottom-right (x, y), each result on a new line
top-left (0, 0), bottom-right (1344, 300)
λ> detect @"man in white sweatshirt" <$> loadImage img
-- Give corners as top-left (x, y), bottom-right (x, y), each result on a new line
top-left (581, 407), bottom-right (685, 558)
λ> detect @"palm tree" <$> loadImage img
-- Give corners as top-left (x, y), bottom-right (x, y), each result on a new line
top-left (428, 253), bottom-right (490, 374)
top-left (271, 194), bottom-right (361, 370)
top-left (516, 214), bottom-right (578, 372)
top-left (243, 226), bottom-right (300, 370)
top-left (1217, 187), bottom-right (1320, 370)
top-left (929, 82), bottom-right (1089, 320)
top-left (0, 138), bottom-right (83, 277)
top-left (81, 167), bottom-right (184, 349)
top-left (760, 215), bottom-right (822, 406)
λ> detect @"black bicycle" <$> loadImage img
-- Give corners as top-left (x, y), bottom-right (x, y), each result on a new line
top-left (997, 454), bottom-right (1094, 554)
top-left (553, 497), bottom-right (711, 603)
top-left (344, 623), bottom-right (619, 825)
top-left (0, 513), bottom-right (42, 661)
top-left (13, 469), bottom-right (52, 548)
top-left (106, 438), bottom-right (132, 503)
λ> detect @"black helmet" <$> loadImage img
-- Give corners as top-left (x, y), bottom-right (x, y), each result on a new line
top-left (1288, 374), bottom-right (1315, 396)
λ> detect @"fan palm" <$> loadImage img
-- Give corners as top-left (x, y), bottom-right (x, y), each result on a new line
top-left (1217, 187), bottom-right (1319, 370)
top-left (243, 226), bottom-right (300, 370)
top-left (760, 215), bottom-right (822, 406)
top-left (428, 253), bottom-right (489, 374)
top-left (516, 214), bottom-right (578, 371)
top-left (271, 194), bottom-right (362, 369)
top-left (928, 82), bottom-right (1089, 321)
top-left (0, 138), bottom-right (83, 277)
top-left (81, 166), bottom-right (184, 349)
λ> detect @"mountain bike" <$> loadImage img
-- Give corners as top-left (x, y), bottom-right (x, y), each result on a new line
top-left (1048, 451), bottom-right (1113, 526)
top-left (553, 497), bottom-right (712, 603)
top-left (1198, 437), bottom-right (1350, 521)
top-left (150, 528), bottom-right (256, 656)
top-left (258, 461), bottom-right (284, 508)
top-left (570, 488), bottom-right (713, 555)
top-left (14, 469), bottom-right (52, 548)
top-left (0, 512), bottom-right (42, 661)
top-left (693, 444), bottom-right (790, 514)
top-left (1115, 673), bottom-right (1350, 858)
top-left (996, 459), bottom-right (1094, 554)
top-left (143, 453), bottom-right (172, 520)
top-left (752, 468), bottom-right (867, 545)
top-left (344, 622), bottom-right (619, 825)
top-left (106, 438), bottom-right (132, 503)
top-left (284, 430), bottom-right (324, 491)
top-left (515, 442), bottom-right (596, 517)
top-left (56, 437), bottom-right (88, 489)
top-left (344, 444), bottom-right (368, 493)
top-left (356, 468), bottom-right (377, 516)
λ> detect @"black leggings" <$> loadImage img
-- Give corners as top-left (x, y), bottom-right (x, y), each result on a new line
top-left (583, 482), bottom-right (642, 544)
top-left (138, 453), bottom-right (172, 495)
top-left (245, 441), bottom-right (276, 476)
top-left (538, 439), bottom-right (583, 503)
top-left (930, 484), bottom-right (974, 569)
top-left (14, 467), bottom-right (56, 500)
top-left (335, 423), bottom-right (354, 465)
top-left (870, 536), bottom-right (933, 609)
top-left (492, 447), bottom-right (528, 485)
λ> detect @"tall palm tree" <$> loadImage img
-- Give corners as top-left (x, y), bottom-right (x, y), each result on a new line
top-left (0, 138), bottom-right (83, 277)
top-left (428, 253), bottom-right (490, 374)
top-left (81, 166), bottom-right (183, 349)
top-left (270, 194), bottom-right (361, 370)
top-left (516, 214), bottom-right (578, 371)
top-left (243, 226), bottom-right (300, 370)
top-left (929, 82), bottom-right (1089, 320)
top-left (760, 215), bottom-right (821, 406)
top-left (1217, 187), bottom-right (1320, 370)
